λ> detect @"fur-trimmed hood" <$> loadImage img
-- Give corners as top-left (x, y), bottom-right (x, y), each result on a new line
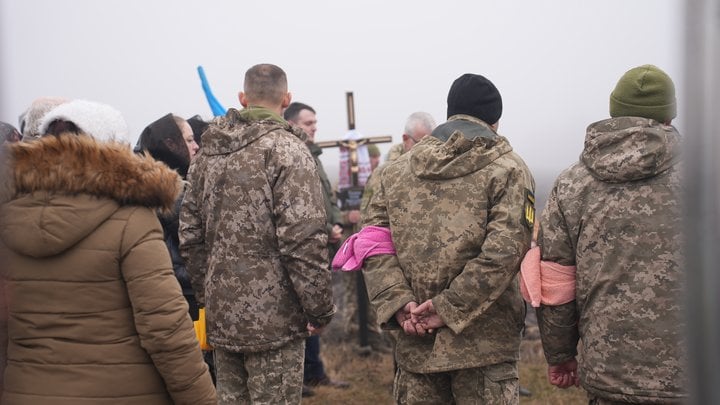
top-left (0, 134), bottom-right (182, 257)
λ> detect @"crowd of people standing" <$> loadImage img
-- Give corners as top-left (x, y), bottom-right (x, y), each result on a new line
top-left (0, 62), bottom-right (685, 405)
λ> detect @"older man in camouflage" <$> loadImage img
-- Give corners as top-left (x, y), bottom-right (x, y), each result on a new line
top-left (534, 64), bottom-right (686, 404)
top-left (384, 111), bottom-right (437, 163)
top-left (361, 73), bottom-right (535, 404)
top-left (179, 63), bottom-right (335, 404)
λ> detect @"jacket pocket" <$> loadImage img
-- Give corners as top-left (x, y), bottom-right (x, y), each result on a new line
top-left (482, 362), bottom-right (519, 404)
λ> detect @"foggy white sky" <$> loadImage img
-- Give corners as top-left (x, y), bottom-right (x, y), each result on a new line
top-left (0, 0), bottom-right (683, 207)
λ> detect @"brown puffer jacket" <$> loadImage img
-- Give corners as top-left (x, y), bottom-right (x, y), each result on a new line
top-left (0, 135), bottom-right (217, 404)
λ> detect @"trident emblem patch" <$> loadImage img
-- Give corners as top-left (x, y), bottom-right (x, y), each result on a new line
top-left (523, 189), bottom-right (535, 229)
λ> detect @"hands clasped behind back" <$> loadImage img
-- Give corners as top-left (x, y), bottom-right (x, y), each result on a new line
top-left (394, 299), bottom-right (447, 336)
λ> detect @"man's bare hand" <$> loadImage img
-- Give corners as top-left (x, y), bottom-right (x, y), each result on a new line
top-left (347, 210), bottom-right (361, 224)
top-left (395, 301), bottom-right (426, 335)
top-left (307, 323), bottom-right (325, 336)
top-left (548, 358), bottom-right (580, 389)
top-left (329, 224), bottom-right (343, 244)
top-left (411, 299), bottom-right (445, 333)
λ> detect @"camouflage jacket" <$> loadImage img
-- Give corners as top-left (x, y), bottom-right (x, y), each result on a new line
top-left (179, 107), bottom-right (335, 353)
top-left (385, 142), bottom-right (405, 162)
top-left (362, 116), bottom-right (535, 373)
top-left (359, 164), bottom-right (381, 217)
top-left (537, 117), bottom-right (685, 403)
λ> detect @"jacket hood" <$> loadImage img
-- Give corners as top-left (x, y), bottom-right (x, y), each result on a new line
top-left (410, 117), bottom-right (513, 180)
top-left (0, 134), bottom-right (182, 257)
top-left (581, 117), bottom-right (681, 182)
top-left (200, 107), bottom-right (306, 156)
top-left (136, 113), bottom-right (191, 177)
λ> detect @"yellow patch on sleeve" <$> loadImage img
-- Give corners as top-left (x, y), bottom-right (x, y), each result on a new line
top-left (523, 189), bottom-right (535, 229)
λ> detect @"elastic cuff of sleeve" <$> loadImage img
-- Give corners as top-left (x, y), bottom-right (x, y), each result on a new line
top-left (546, 352), bottom-right (577, 366)
top-left (309, 304), bottom-right (337, 328)
top-left (432, 295), bottom-right (462, 334)
top-left (380, 318), bottom-right (402, 330)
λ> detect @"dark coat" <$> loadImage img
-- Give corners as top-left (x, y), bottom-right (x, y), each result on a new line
top-left (138, 114), bottom-right (199, 319)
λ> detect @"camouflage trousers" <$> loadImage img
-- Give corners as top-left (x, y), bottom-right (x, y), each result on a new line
top-left (587, 394), bottom-right (685, 405)
top-left (214, 338), bottom-right (304, 405)
top-left (394, 361), bottom-right (519, 405)
top-left (588, 397), bottom-right (632, 405)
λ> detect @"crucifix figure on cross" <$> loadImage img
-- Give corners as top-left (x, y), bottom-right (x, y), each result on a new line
top-left (315, 92), bottom-right (392, 211)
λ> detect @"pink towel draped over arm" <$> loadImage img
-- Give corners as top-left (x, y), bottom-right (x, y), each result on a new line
top-left (520, 246), bottom-right (576, 307)
top-left (331, 225), bottom-right (397, 272)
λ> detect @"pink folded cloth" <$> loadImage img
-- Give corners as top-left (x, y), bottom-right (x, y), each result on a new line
top-left (520, 246), bottom-right (576, 307)
top-left (332, 225), bottom-right (397, 272)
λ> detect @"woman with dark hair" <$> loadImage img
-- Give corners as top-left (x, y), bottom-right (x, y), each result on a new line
top-left (137, 114), bottom-right (200, 317)
top-left (137, 113), bottom-right (216, 384)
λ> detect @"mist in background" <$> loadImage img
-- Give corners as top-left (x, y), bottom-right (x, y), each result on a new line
top-left (0, 0), bottom-right (683, 208)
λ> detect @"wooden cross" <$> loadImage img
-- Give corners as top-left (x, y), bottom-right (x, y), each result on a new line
top-left (315, 92), bottom-right (392, 210)
top-left (315, 92), bottom-right (392, 353)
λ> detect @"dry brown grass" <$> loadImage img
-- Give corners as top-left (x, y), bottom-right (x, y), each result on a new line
top-left (518, 326), bottom-right (586, 404)
top-left (302, 343), bottom-right (395, 405)
top-left (303, 324), bottom-right (587, 404)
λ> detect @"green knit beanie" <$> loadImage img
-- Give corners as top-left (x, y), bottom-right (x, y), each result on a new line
top-left (609, 64), bottom-right (677, 123)
top-left (367, 143), bottom-right (381, 157)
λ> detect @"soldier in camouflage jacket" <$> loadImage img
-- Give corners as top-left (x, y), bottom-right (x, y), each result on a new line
top-left (362, 74), bottom-right (535, 404)
top-left (536, 65), bottom-right (686, 404)
top-left (179, 64), bottom-right (334, 403)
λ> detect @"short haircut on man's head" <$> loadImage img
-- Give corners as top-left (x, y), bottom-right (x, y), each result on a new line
top-left (283, 102), bottom-right (315, 122)
top-left (244, 64), bottom-right (288, 105)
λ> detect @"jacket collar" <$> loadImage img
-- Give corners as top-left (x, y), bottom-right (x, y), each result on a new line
top-left (5, 134), bottom-right (182, 212)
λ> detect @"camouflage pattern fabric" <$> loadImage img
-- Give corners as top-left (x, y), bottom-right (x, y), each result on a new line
top-left (385, 142), bottom-right (405, 162)
top-left (336, 167), bottom-right (384, 346)
top-left (537, 117), bottom-right (686, 403)
top-left (334, 163), bottom-right (384, 346)
top-left (213, 338), bottom-right (304, 404)
top-left (342, 163), bottom-right (391, 346)
top-left (362, 115), bottom-right (535, 374)
top-left (179, 107), bottom-right (335, 354)
top-left (394, 361), bottom-right (519, 404)
top-left (586, 394), bottom-right (676, 405)
top-left (359, 161), bottom-right (385, 215)
top-left (339, 270), bottom-right (382, 338)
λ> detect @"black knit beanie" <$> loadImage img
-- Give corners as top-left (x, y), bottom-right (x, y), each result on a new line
top-left (446, 74), bottom-right (502, 124)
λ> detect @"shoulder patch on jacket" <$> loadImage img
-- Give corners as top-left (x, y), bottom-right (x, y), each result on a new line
top-left (523, 189), bottom-right (535, 229)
